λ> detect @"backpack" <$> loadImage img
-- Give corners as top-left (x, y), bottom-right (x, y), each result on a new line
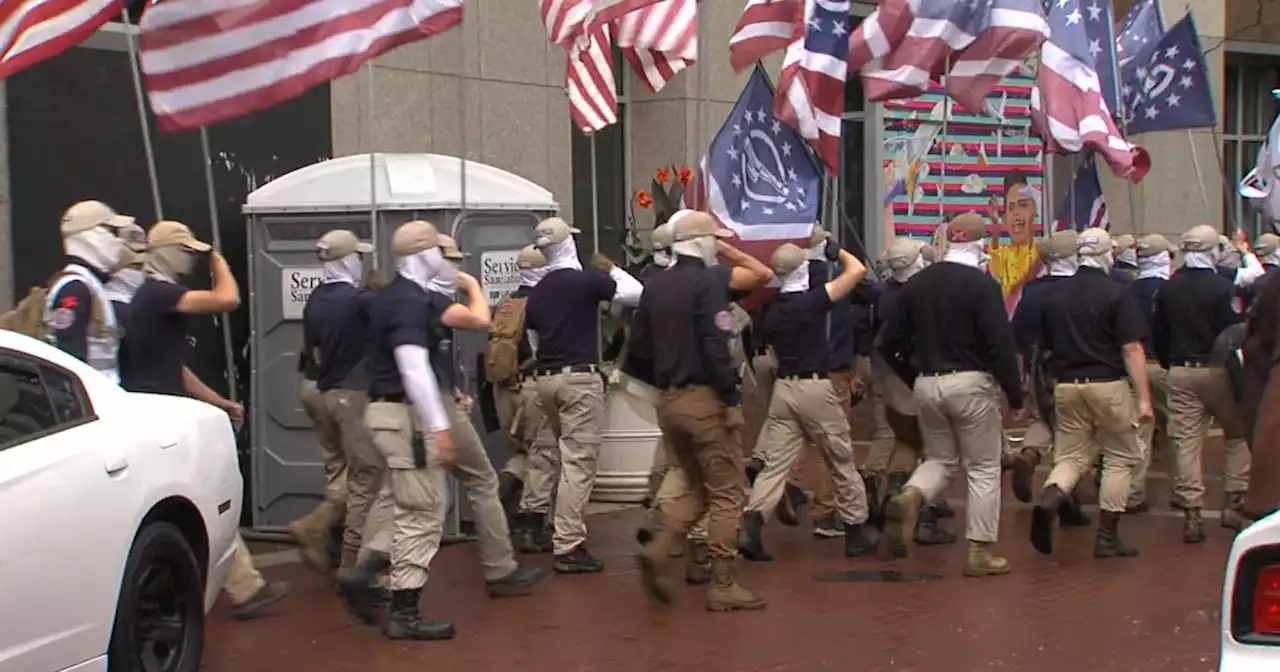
top-left (485, 295), bottom-right (528, 385)
top-left (0, 271), bottom-right (108, 340)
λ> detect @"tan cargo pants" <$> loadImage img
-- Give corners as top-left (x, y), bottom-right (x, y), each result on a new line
top-left (861, 357), bottom-right (899, 472)
top-left (295, 379), bottom-right (347, 538)
top-left (1128, 361), bottom-right (1174, 506)
top-left (909, 372), bottom-right (1004, 543)
top-left (495, 381), bottom-right (530, 478)
top-left (1167, 365), bottom-right (1251, 508)
top-left (780, 367), bottom-right (852, 520)
top-left (1044, 380), bottom-right (1141, 513)
top-left (745, 377), bottom-right (869, 524)
top-left (223, 533), bottom-right (266, 605)
top-left (320, 388), bottom-right (382, 559)
top-left (518, 377), bottom-right (560, 514)
top-left (533, 370), bottom-right (607, 555)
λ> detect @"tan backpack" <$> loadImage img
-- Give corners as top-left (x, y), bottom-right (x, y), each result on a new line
top-left (0, 271), bottom-right (108, 340)
top-left (485, 295), bottom-right (528, 385)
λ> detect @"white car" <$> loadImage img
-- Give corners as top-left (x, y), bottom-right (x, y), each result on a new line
top-left (1221, 510), bottom-right (1280, 671)
top-left (0, 330), bottom-right (243, 672)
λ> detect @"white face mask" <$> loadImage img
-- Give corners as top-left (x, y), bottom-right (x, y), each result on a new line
top-left (146, 246), bottom-right (197, 282)
top-left (105, 267), bottom-right (146, 301)
top-left (323, 253), bottom-right (363, 286)
top-left (519, 265), bottom-right (551, 287)
top-left (780, 260), bottom-right (811, 292)
top-left (891, 255), bottom-right (926, 283)
top-left (1047, 257), bottom-right (1079, 277)
top-left (652, 249), bottom-right (672, 268)
top-left (1116, 249), bottom-right (1138, 267)
top-left (1137, 252), bottom-right (1172, 280)
top-left (1219, 248), bottom-right (1243, 270)
top-left (672, 235), bottom-right (718, 267)
top-left (398, 247), bottom-right (447, 290)
top-left (1183, 250), bottom-right (1219, 269)
top-left (427, 260), bottom-right (460, 296)
top-left (806, 241), bottom-right (826, 261)
top-left (1078, 252), bottom-right (1114, 272)
top-left (944, 240), bottom-right (988, 269)
top-left (66, 226), bottom-right (130, 274)
top-left (541, 236), bottom-right (583, 272)
top-left (1266, 250), bottom-right (1280, 266)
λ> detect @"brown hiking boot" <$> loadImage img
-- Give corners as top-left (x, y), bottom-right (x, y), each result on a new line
top-left (884, 486), bottom-right (924, 559)
top-left (1221, 493), bottom-right (1248, 531)
top-left (289, 518), bottom-right (334, 574)
top-left (1183, 507), bottom-right (1206, 543)
top-left (962, 541), bottom-right (1011, 578)
top-left (1010, 448), bottom-right (1041, 503)
top-left (705, 559), bottom-right (766, 612)
top-left (685, 540), bottom-right (711, 585)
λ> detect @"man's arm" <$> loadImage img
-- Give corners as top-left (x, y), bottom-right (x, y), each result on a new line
top-left (48, 280), bottom-right (93, 362)
top-left (175, 252), bottom-right (240, 315)
top-left (1115, 294), bottom-right (1152, 417)
top-left (693, 276), bottom-right (740, 406)
top-left (823, 249), bottom-right (868, 302)
top-left (716, 240), bottom-right (774, 292)
top-left (440, 272), bottom-right (491, 331)
top-left (978, 281), bottom-right (1024, 409)
top-left (1151, 290), bottom-right (1171, 370)
top-left (182, 367), bottom-right (239, 416)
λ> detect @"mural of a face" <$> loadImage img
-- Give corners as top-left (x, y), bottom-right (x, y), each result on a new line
top-left (1004, 183), bottom-right (1037, 246)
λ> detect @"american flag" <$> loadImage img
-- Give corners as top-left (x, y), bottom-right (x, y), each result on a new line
top-left (614, 0), bottom-right (697, 93)
top-left (728, 0), bottom-right (797, 72)
top-left (0, 0), bottom-right (124, 79)
top-left (543, 0), bottom-right (617, 133)
top-left (848, 0), bottom-right (1049, 115)
top-left (1030, 0), bottom-right (1149, 182)
top-left (773, 0), bottom-right (848, 176)
top-left (1054, 152), bottom-right (1109, 231)
top-left (138, 0), bottom-right (464, 132)
top-left (585, 0), bottom-right (664, 27)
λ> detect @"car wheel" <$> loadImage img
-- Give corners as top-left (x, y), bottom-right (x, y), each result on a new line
top-left (108, 521), bottom-right (205, 672)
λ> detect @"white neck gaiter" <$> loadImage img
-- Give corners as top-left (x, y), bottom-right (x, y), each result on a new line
top-left (1183, 251), bottom-right (1219, 269)
top-left (145, 246), bottom-right (195, 283)
top-left (806, 241), bottom-right (826, 261)
top-left (1116, 249), bottom-right (1138, 267)
top-left (427, 260), bottom-right (460, 296)
top-left (1079, 253), bottom-right (1113, 272)
top-left (104, 267), bottom-right (146, 303)
top-left (66, 227), bottom-right (129, 274)
top-left (542, 237), bottom-right (583, 273)
top-left (1047, 257), bottom-right (1079, 277)
top-left (672, 236), bottom-right (717, 267)
top-left (1265, 251), bottom-right (1280, 266)
top-left (398, 247), bottom-right (447, 290)
top-left (652, 249), bottom-right (673, 268)
top-left (944, 240), bottom-right (987, 269)
top-left (781, 261), bottom-right (811, 292)
top-left (520, 266), bottom-right (551, 288)
top-left (1137, 252), bottom-right (1172, 280)
top-left (323, 254), bottom-right (362, 287)
top-left (1219, 249), bottom-right (1243, 270)
top-left (891, 256), bottom-right (925, 284)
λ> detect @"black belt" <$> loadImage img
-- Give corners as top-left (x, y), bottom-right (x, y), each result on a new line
top-left (534, 364), bottom-right (598, 377)
top-left (1172, 361), bottom-right (1209, 368)
top-left (752, 347), bottom-right (769, 357)
top-left (1059, 376), bottom-right (1123, 385)
top-left (919, 368), bottom-right (977, 377)
top-left (370, 394), bottom-right (406, 403)
top-left (778, 372), bottom-right (826, 381)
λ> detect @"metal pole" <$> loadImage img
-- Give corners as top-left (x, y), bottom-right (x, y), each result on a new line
top-left (120, 10), bottom-right (164, 220)
top-left (1041, 140), bottom-right (1053, 237)
top-left (1211, 126), bottom-right (1237, 234)
top-left (1186, 129), bottom-right (1213, 225)
top-left (1068, 153), bottom-right (1077, 230)
top-left (199, 127), bottom-right (238, 404)
top-left (695, 0), bottom-right (707, 181)
top-left (939, 61), bottom-right (949, 225)
top-left (590, 134), bottom-right (601, 253)
top-left (366, 63), bottom-right (379, 271)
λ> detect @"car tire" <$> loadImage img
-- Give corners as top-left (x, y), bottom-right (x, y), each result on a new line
top-left (108, 521), bottom-right (205, 672)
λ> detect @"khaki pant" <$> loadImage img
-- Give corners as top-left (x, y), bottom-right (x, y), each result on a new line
top-left (1167, 365), bottom-right (1252, 508)
top-left (782, 367), bottom-right (854, 519)
top-left (533, 370), bottom-right (607, 555)
top-left (652, 387), bottom-right (746, 560)
top-left (518, 377), bottom-right (560, 514)
top-left (359, 483), bottom-right (396, 557)
top-left (861, 358), bottom-right (898, 472)
top-left (1044, 380), bottom-right (1141, 513)
top-left (223, 533), bottom-right (265, 605)
top-left (321, 388), bottom-right (382, 558)
top-left (495, 381), bottom-right (530, 478)
top-left (743, 350), bottom-right (777, 459)
top-left (365, 401), bottom-right (449, 591)
top-left (883, 406), bottom-right (925, 472)
top-left (295, 379), bottom-right (347, 537)
top-left (909, 371), bottom-right (1004, 543)
top-left (1128, 360), bottom-right (1174, 506)
top-left (745, 377), bottom-right (869, 524)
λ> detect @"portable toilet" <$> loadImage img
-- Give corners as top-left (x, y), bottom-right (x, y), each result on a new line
top-left (241, 152), bottom-right (558, 531)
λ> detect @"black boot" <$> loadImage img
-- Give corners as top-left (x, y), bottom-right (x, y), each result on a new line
top-left (337, 551), bottom-right (390, 624)
top-left (383, 589), bottom-right (455, 641)
top-left (737, 511), bottom-right (773, 562)
top-left (553, 545), bottom-right (606, 574)
top-left (1030, 484), bottom-right (1066, 555)
top-left (515, 512), bottom-right (553, 554)
top-left (1058, 492), bottom-right (1092, 527)
top-left (913, 505), bottom-right (958, 546)
top-left (775, 483), bottom-right (808, 527)
top-left (498, 473), bottom-right (524, 527)
top-left (930, 499), bottom-right (956, 519)
top-left (1010, 448), bottom-right (1040, 503)
top-left (843, 522), bottom-right (879, 557)
top-left (878, 471), bottom-right (911, 530)
top-left (486, 564), bottom-right (548, 597)
top-left (862, 471), bottom-right (884, 528)
top-left (1093, 511), bottom-right (1139, 558)
top-left (745, 457), bottom-right (764, 486)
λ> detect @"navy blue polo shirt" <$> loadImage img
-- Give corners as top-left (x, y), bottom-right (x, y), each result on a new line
top-left (1011, 274), bottom-right (1069, 364)
top-left (119, 279), bottom-right (191, 397)
top-left (304, 282), bottom-right (376, 391)
top-left (808, 259), bottom-right (856, 371)
top-left (425, 291), bottom-right (460, 390)
top-left (367, 276), bottom-right (437, 399)
top-left (763, 286), bottom-right (835, 377)
top-left (526, 267), bottom-right (616, 369)
top-left (1130, 276), bottom-right (1165, 359)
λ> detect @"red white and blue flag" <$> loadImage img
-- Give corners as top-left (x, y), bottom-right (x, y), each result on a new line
top-left (614, 0), bottom-right (697, 93)
top-left (0, 0), bottom-right (124, 79)
top-left (773, 0), bottom-right (848, 177)
top-left (728, 0), bottom-right (797, 72)
top-left (848, 0), bottom-right (1049, 115)
top-left (1054, 152), bottom-right (1109, 231)
top-left (1030, 0), bottom-right (1149, 182)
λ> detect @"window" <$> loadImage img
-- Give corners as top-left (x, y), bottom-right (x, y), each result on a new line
top-left (570, 48), bottom-right (627, 262)
top-left (0, 352), bottom-right (94, 449)
top-left (1224, 53), bottom-right (1280, 237)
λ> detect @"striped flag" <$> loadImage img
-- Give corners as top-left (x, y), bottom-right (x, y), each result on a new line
top-left (1030, 0), bottom-right (1149, 182)
top-left (0, 0), bottom-right (125, 79)
top-left (585, 0), bottom-right (663, 27)
top-left (1054, 153), bottom-right (1109, 231)
top-left (773, 0), bottom-right (848, 176)
top-left (613, 0), bottom-right (696, 93)
top-left (543, 0), bottom-right (617, 133)
top-left (728, 0), bottom-right (797, 72)
top-left (848, 0), bottom-right (1049, 115)
top-left (138, 0), bottom-right (464, 132)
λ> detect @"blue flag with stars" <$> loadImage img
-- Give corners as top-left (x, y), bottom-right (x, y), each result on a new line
top-left (1122, 14), bottom-right (1217, 134)
top-left (1115, 0), bottom-right (1164, 72)
top-left (1074, 0), bottom-right (1121, 116)
top-left (706, 66), bottom-right (822, 241)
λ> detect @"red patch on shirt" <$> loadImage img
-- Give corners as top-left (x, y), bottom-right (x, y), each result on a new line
top-left (58, 295), bottom-right (78, 309)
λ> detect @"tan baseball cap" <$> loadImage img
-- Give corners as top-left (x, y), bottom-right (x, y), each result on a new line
top-left (1180, 224), bottom-right (1219, 252)
top-left (61, 200), bottom-right (130, 237)
top-left (316, 229), bottom-right (373, 261)
top-left (919, 241), bottom-right (937, 264)
top-left (116, 217), bottom-right (147, 253)
top-left (1113, 233), bottom-right (1136, 252)
top-left (1136, 233), bottom-right (1173, 257)
top-left (148, 220), bottom-right (212, 252)
top-left (651, 223), bottom-right (674, 249)
top-left (533, 217), bottom-right (581, 247)
top-left (1256, 232), bottom-right (1280, 256)
top-left (807, 225), bottom-right (826, 248)
top-left (516, 245), bottom-right (547, 269)
top-left (946, 212), bottom-right (986, 243)
top-left (1076, 228), bottom-right (1112, 257)
top-left (438, 234), bottom-right (467, 260)
top-left (884, 237), bottom-right (921, 270)
top-left (392, 220), bottom-right (441, 257)
top-left (673, 211), bottom-right (733, 241)
top-left (771, 243), bottom-right (806, 275)
top-left (1038, 229), bottom-right (1078, 261)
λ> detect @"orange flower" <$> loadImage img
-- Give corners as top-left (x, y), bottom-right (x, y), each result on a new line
top-left (635, 190), bottom-right (653, 208)
top-left (678, 167), bottom-right (692, 185)
top-left (656, 167), bottom-right (672, 184)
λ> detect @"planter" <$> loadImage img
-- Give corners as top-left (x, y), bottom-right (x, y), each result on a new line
top-left (591, 373), bottom-right (662, 503)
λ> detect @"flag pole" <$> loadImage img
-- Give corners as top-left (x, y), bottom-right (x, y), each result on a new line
top-left (366, 63), bottom-right (379, 272)
top-left (939, 61), bottom-right (949, 226)
top-left (1041, 140), bottom-right (1052, 237)
top-left (695, 0), bottom-right (707, 192)
top-left (1186, 129), bottom-right (1213, 225)
top-left (199, 127), bottom-right (238, 404)
top-left (1068, 153), bottom-right (1077, 229)
top-left (120, 10), bottom-right (163, 220)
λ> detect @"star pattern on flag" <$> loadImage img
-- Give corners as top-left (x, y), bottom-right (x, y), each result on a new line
top-left (720, 104), bottom-right (809, 216)
top-left (1122, 16), bottom-right (1214, 132)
